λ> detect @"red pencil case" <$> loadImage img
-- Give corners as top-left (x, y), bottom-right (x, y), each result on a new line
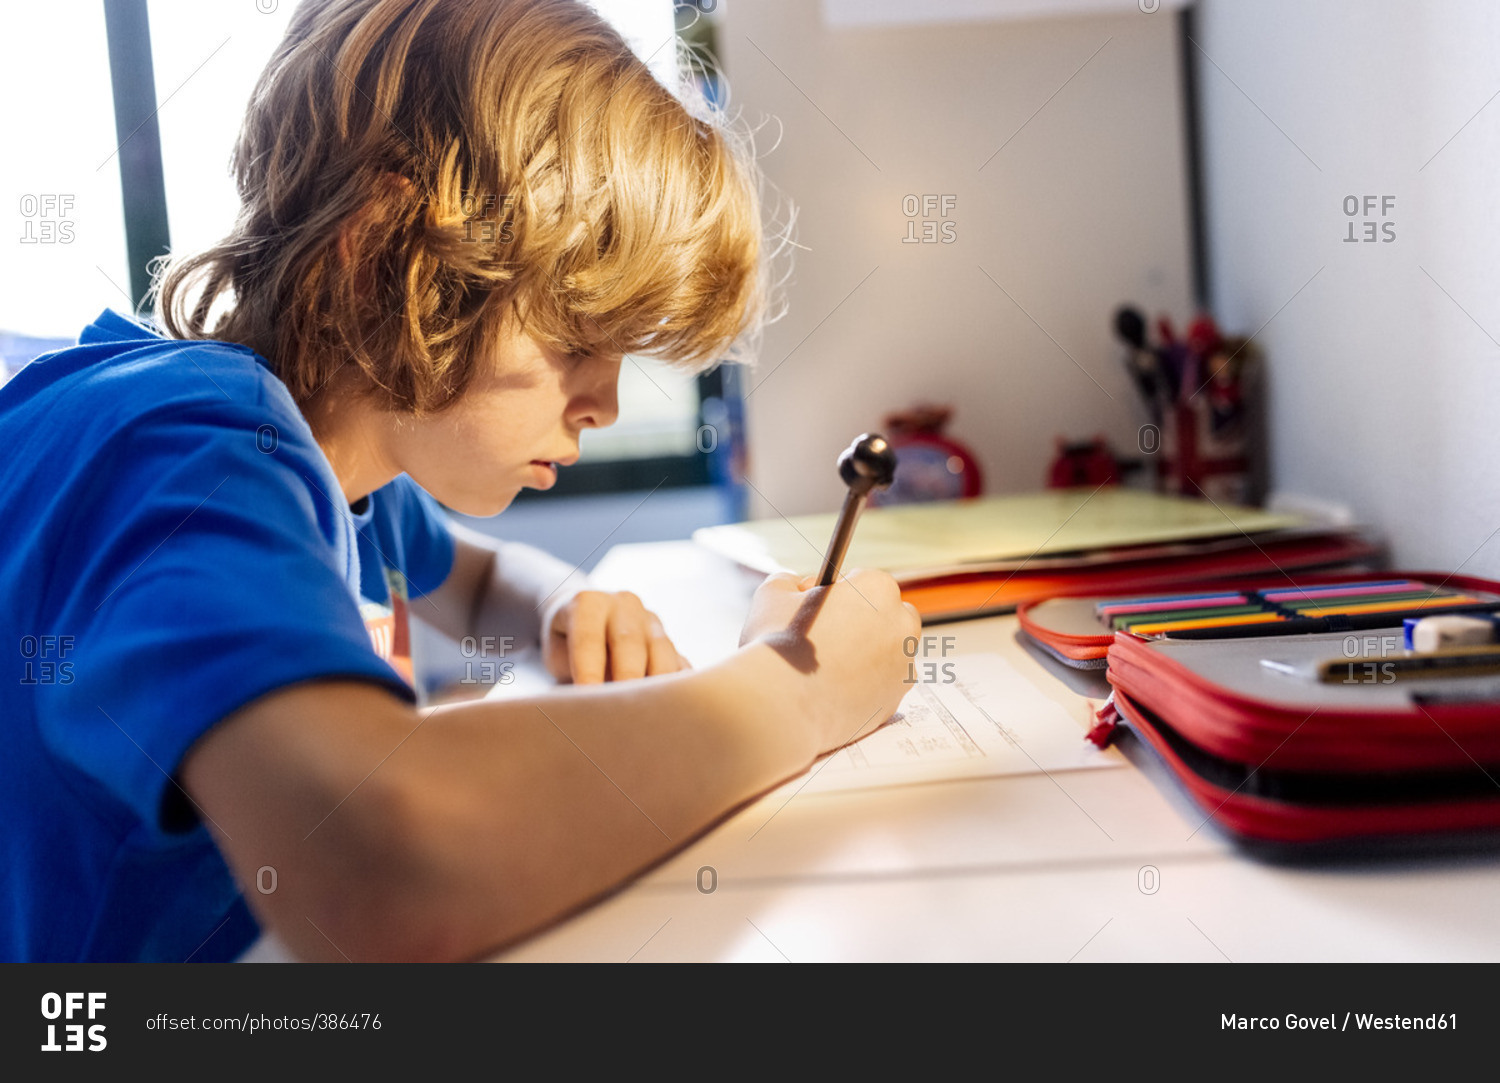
top-left (1086, 578), bottom-right (1500, 853)
top-left (1019, 570), bottom-right (1496, 671)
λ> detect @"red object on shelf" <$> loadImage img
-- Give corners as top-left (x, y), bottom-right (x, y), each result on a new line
top-left (869, 404), bottom-right (983, 506)
top-left (1046, 435), bottom-right (1119, 488)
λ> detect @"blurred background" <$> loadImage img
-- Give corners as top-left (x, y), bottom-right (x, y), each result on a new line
top-left (4, 0), bottom-right (1499, 577)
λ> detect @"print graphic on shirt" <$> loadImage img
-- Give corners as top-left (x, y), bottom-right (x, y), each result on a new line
top-left (361, 565), bottom-right (414, 685)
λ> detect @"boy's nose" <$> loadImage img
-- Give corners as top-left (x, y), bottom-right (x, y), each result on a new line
top-left (569, 362), bottom-right (621, 429)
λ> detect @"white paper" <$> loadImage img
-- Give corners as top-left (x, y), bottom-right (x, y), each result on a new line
top-left (798, 653), bottom-right (1122, 794)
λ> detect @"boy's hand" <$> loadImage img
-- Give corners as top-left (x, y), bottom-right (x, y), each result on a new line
top-left (545, 590), bottom-right (688, 684)
top-left (739, 570), bottom-right (921, 756)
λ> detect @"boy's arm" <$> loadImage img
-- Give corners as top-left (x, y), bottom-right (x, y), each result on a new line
top-left (423, 519), bottom-right (580, 648)
top-left (425, 522), bottom-right (685, 683)
top-left (180, 571), bottom-right (918, 962)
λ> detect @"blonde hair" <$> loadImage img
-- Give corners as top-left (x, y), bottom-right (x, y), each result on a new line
top-left (152, 0), bottom-right (770, 413)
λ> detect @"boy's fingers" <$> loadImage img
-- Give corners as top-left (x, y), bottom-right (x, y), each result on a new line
top-left (568, 629), bottom-right (607, 684)
top-left (644, 617), bottom-right (683, 676)
top-left (842, 567), bottom-right (901, 604)
top-left (759, 572), bottom-right (803, 594)
top-left (605, 599), bottom-right (650, 682)
top-left (566, 595), bottom-right (610, 685)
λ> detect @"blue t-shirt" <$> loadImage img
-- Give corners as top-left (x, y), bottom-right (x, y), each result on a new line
top-left (0, 309), bottom-right (454, 962)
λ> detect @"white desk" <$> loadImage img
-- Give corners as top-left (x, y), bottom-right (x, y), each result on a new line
top-left (488, 541), bottom-right (1500, 963)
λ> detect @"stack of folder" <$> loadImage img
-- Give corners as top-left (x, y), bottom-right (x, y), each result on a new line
top-left (692, 488), bottom-right (1377, 623)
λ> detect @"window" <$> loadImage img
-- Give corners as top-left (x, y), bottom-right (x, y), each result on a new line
top-left (148, 1), bottom-right (297, 262)
top-left (0, 5), bottom-right (130, 340)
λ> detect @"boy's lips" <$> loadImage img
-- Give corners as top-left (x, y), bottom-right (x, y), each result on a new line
top-left (527, 455), bottom-right (577, 489)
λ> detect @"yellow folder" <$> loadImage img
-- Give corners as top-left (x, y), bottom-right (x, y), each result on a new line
top-left (692, 487), bottom-right (1303, 580)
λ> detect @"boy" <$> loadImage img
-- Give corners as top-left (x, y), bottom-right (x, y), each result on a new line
top-left (0, 0), bottom-right (917, 962)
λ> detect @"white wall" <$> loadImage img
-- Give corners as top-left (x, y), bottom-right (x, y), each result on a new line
top-left (1197, 0), bottom-right (1500, 574)
top-left (718, 2), bottom-right (1196, 515)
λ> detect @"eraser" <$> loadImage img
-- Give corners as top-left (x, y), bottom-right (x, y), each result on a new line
top-left (1408, 614), bottom-right (1500, 654)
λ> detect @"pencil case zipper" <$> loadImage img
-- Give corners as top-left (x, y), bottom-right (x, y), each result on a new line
top-left (1105, 632), bottom-right (1500, 772)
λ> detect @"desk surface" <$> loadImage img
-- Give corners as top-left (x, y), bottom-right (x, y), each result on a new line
top-left (488, 541), bottom-right (1500, 963)
top-left (243, 540), bottom-right (1500, 963)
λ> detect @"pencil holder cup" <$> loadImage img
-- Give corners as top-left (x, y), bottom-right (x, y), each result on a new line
top-left (1156, 338), bottom-right (1265, 505)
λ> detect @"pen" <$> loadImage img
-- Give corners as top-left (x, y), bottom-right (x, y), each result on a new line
top-left (1318, 646), bottom-right (1500, 684)
top-left (816, 433), bottom-right (897, 587)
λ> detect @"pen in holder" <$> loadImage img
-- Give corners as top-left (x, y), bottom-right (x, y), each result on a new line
top-left (1113, 308), bottom-right (1266, 506)
top-left (1159, 334), bottom-right (1264, 505)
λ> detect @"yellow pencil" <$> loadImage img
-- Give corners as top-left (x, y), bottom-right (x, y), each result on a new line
top-left (1295, 595), bottom-right (1479, 619)
top-left (1129, 612), bottom-right (1287, 635)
